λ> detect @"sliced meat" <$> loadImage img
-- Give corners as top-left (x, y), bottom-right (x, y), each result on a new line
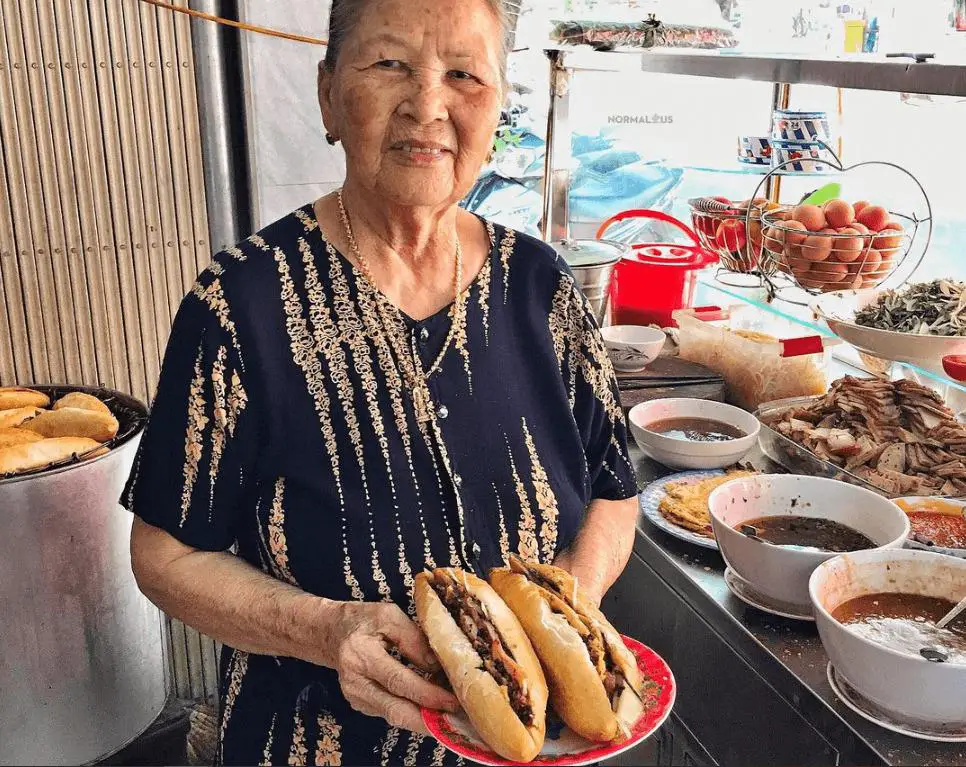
top-left (432, 575), bottom-right (534, 725)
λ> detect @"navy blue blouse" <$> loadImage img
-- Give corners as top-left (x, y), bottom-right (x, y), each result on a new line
top-left (122, 204), bottom-right (637, 766)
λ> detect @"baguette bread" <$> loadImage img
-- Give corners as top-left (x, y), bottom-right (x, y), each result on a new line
top-left (490, 556), bottom-right (645, 743)
top-left (0, 437), bottom-right (101, 475)
top-left (414, 568), bottom-right (548, 762)
top-left (0, 428), bottom-right (44, 449)
top-left (0, 387), bottom-right (50, 411)
top-left (21, 407), bottom-right (119, 443)
top-left (0, 407), bottom-right (43, 429)
top-left (53, 392), bottom-right (113, 416)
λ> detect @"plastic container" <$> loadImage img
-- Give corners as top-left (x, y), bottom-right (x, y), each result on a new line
top-left (738, 136), bottom-right (771, 165)
top-left (596, 209), bottom-right (717, 328)
top-left (771, 139), bottom-right (835, 173)
top-left (672, 306), bottom-right (840, 410)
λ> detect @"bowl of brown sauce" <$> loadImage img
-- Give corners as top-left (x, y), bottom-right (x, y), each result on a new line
top-left (627, 398), bottom-right (760, 470)
top-left (810, 549), bottom-right (966, 727)
top-left (708, 474), bottom-right (910, 612)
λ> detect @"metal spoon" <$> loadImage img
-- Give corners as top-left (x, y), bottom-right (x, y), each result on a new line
top-left (937, 594), bottom-right (966, 630)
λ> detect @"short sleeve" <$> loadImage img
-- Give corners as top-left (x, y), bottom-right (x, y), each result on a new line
top-left (121, 285), bottom-right (257, 551)
top-left (555, 277), bottom-right (638, 502)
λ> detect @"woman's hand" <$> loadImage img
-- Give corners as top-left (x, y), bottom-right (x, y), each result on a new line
top-left (327, 601), bottom-right (460, 734)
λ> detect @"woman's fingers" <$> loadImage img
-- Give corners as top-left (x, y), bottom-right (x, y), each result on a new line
top-left (367, 648), bottom-right (459, 713)
top-left (348, 678), bottom-right (432, 735)
top-left (378, 604), bottom-right (441, 672)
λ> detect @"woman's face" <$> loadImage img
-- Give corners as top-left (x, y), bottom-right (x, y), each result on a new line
top-left (319, 0), bottom-right (504, 209)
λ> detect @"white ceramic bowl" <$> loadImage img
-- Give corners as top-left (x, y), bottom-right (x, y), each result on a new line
top-left (627, 398), bottom-right (760, 470)
top-left (708, 475), bottom-right (910, 611)
top-left (812, 289), bottom-right (966, 376)
top-left (810, 548), bottom-right (966, 727)
top-left (601, 325), bottom-right (666, 372)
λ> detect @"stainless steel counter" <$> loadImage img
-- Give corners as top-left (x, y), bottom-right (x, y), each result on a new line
top-left (601, 445), bottom-right (966, 766)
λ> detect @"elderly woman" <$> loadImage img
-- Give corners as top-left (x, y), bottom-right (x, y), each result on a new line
top-left (125, 0), bottom-right (638, 763)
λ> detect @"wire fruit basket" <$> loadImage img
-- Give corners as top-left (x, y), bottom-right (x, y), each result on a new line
top-left (748, 147), bottom-right (932, 296)
top-left (761, 205), bottom-right (916, 292)
top-left (688, 196), bottom-right (781, 279)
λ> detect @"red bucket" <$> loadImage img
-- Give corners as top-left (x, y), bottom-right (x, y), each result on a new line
top-left (597, 209), bottom-right (718, 328)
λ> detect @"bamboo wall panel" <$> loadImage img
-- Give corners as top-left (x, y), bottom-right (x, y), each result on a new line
top-left (0, 0), bottom-right (220, 701)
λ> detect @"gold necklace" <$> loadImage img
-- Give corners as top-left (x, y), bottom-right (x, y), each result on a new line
top-left (336, 189), bottom-right (464, 422)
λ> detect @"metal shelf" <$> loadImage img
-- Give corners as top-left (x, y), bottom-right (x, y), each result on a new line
top-left (548, 47), bottom-right (966, 97)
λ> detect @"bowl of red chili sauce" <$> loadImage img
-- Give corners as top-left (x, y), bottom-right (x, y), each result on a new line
top-left (895, 497), bottom-right (966, 560)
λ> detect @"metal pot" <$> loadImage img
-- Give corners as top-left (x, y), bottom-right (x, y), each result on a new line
top-left (550, 238), bottom-right (626, 325)
top-left (0, 385), bottom-right (163, 766)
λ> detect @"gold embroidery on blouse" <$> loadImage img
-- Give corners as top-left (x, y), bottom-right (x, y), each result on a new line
top-left (219, 650), bottom-right (249, 757)
top-left (431, 741), bottom-right (447, 767)
top-left (248, 234), bottom-right (270, 251)
top-left (274, 246), bottom-right (364, 601)
top-left (601, 459), bottom-right (627, 496)
top-left (268, 477), bottom-right (297, 585)
top-left (208, 346), bottom-right (229, 521)
top-left (226, 244), bottom-right (247, 261)
top-left (523, 418), bottom-right (560, 561)
top-left (306, 241), bottom-right (392, 602)
top-left (288, 707), bottom-right (308, 766)
top-left (207, 260), bottom-right (225, 277)
top-left (226, 369), bottom-right (248, 438)
top-left (450, 298), bottom-right (473, 395)
top-left (477, 258), bottom-right (493, 346)
top-left (477, 221), bottom-right (495, 344)
top-left (403, 733), bottom-right (426, 766)
top-left (192, 278), bottom-right (245, 371)
top-left (315, 711), bottom-right (343, 766)
top-left (499, 228), bottom-right (516, 303)
top-left (359, 275), bottom-right (462, 567)
top-left (548, 275), bottom-right (632, 475)
top-left (506, 436), bottom-right (538, 560)
top-left (428, 417), bottom-right (470, 566)
top-left (180, 344), bottom-right (208, 527)
top-left (378, 727), bottom-right (401, 765)
top-left (357, 280), bottom-right (437, 571)
top-left (295, 207), bottom-right (318, 233)
top-left (492, 482), bottom-right (510, 564)
top-left (260, 713), bottom-right (277, 766)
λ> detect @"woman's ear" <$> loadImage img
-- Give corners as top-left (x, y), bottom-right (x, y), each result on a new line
top-left (317, 59), bottom-right (337, 139)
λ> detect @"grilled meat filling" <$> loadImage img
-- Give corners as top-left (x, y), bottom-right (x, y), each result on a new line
top-left (432, 574), bottom-right (534, 725)
top-left (524, 567), bottom-right (628, 703)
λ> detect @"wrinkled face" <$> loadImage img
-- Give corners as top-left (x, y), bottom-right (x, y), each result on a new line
top-left (319, 0), bottom-right (504, 208)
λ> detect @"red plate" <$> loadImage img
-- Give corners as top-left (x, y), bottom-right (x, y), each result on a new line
top-left (422, 635), bottom-right (675, 766)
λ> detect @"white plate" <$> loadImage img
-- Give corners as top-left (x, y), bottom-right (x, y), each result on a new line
top-left (812, 290), bottom-right (966, 375)
top-left (827, 663), bottom-right (966, 743)
top-left (639, 470), bottom-right (722, 550)
top-left (724, 567), bottom-right (815, 622)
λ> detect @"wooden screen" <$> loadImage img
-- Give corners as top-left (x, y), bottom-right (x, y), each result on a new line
top-left (0, 0), bottom-right (219, 702)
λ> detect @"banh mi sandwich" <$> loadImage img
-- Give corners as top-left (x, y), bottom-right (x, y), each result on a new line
top-left (489, 555), bottom-right (645, 743)
top-left (414, 568), bottom-right (548, 762)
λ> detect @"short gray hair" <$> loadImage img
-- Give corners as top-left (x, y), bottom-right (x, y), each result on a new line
top-left (322, 0), bottom-right (513, 85)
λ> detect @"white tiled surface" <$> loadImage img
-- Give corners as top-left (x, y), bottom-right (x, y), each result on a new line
top-left (242, 0), bottom-right (344, 227)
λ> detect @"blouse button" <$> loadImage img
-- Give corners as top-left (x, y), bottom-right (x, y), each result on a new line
top-left (418, 327), bottom-right (429, 343)
top-left (437, 404), bottom-right (449, 420)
